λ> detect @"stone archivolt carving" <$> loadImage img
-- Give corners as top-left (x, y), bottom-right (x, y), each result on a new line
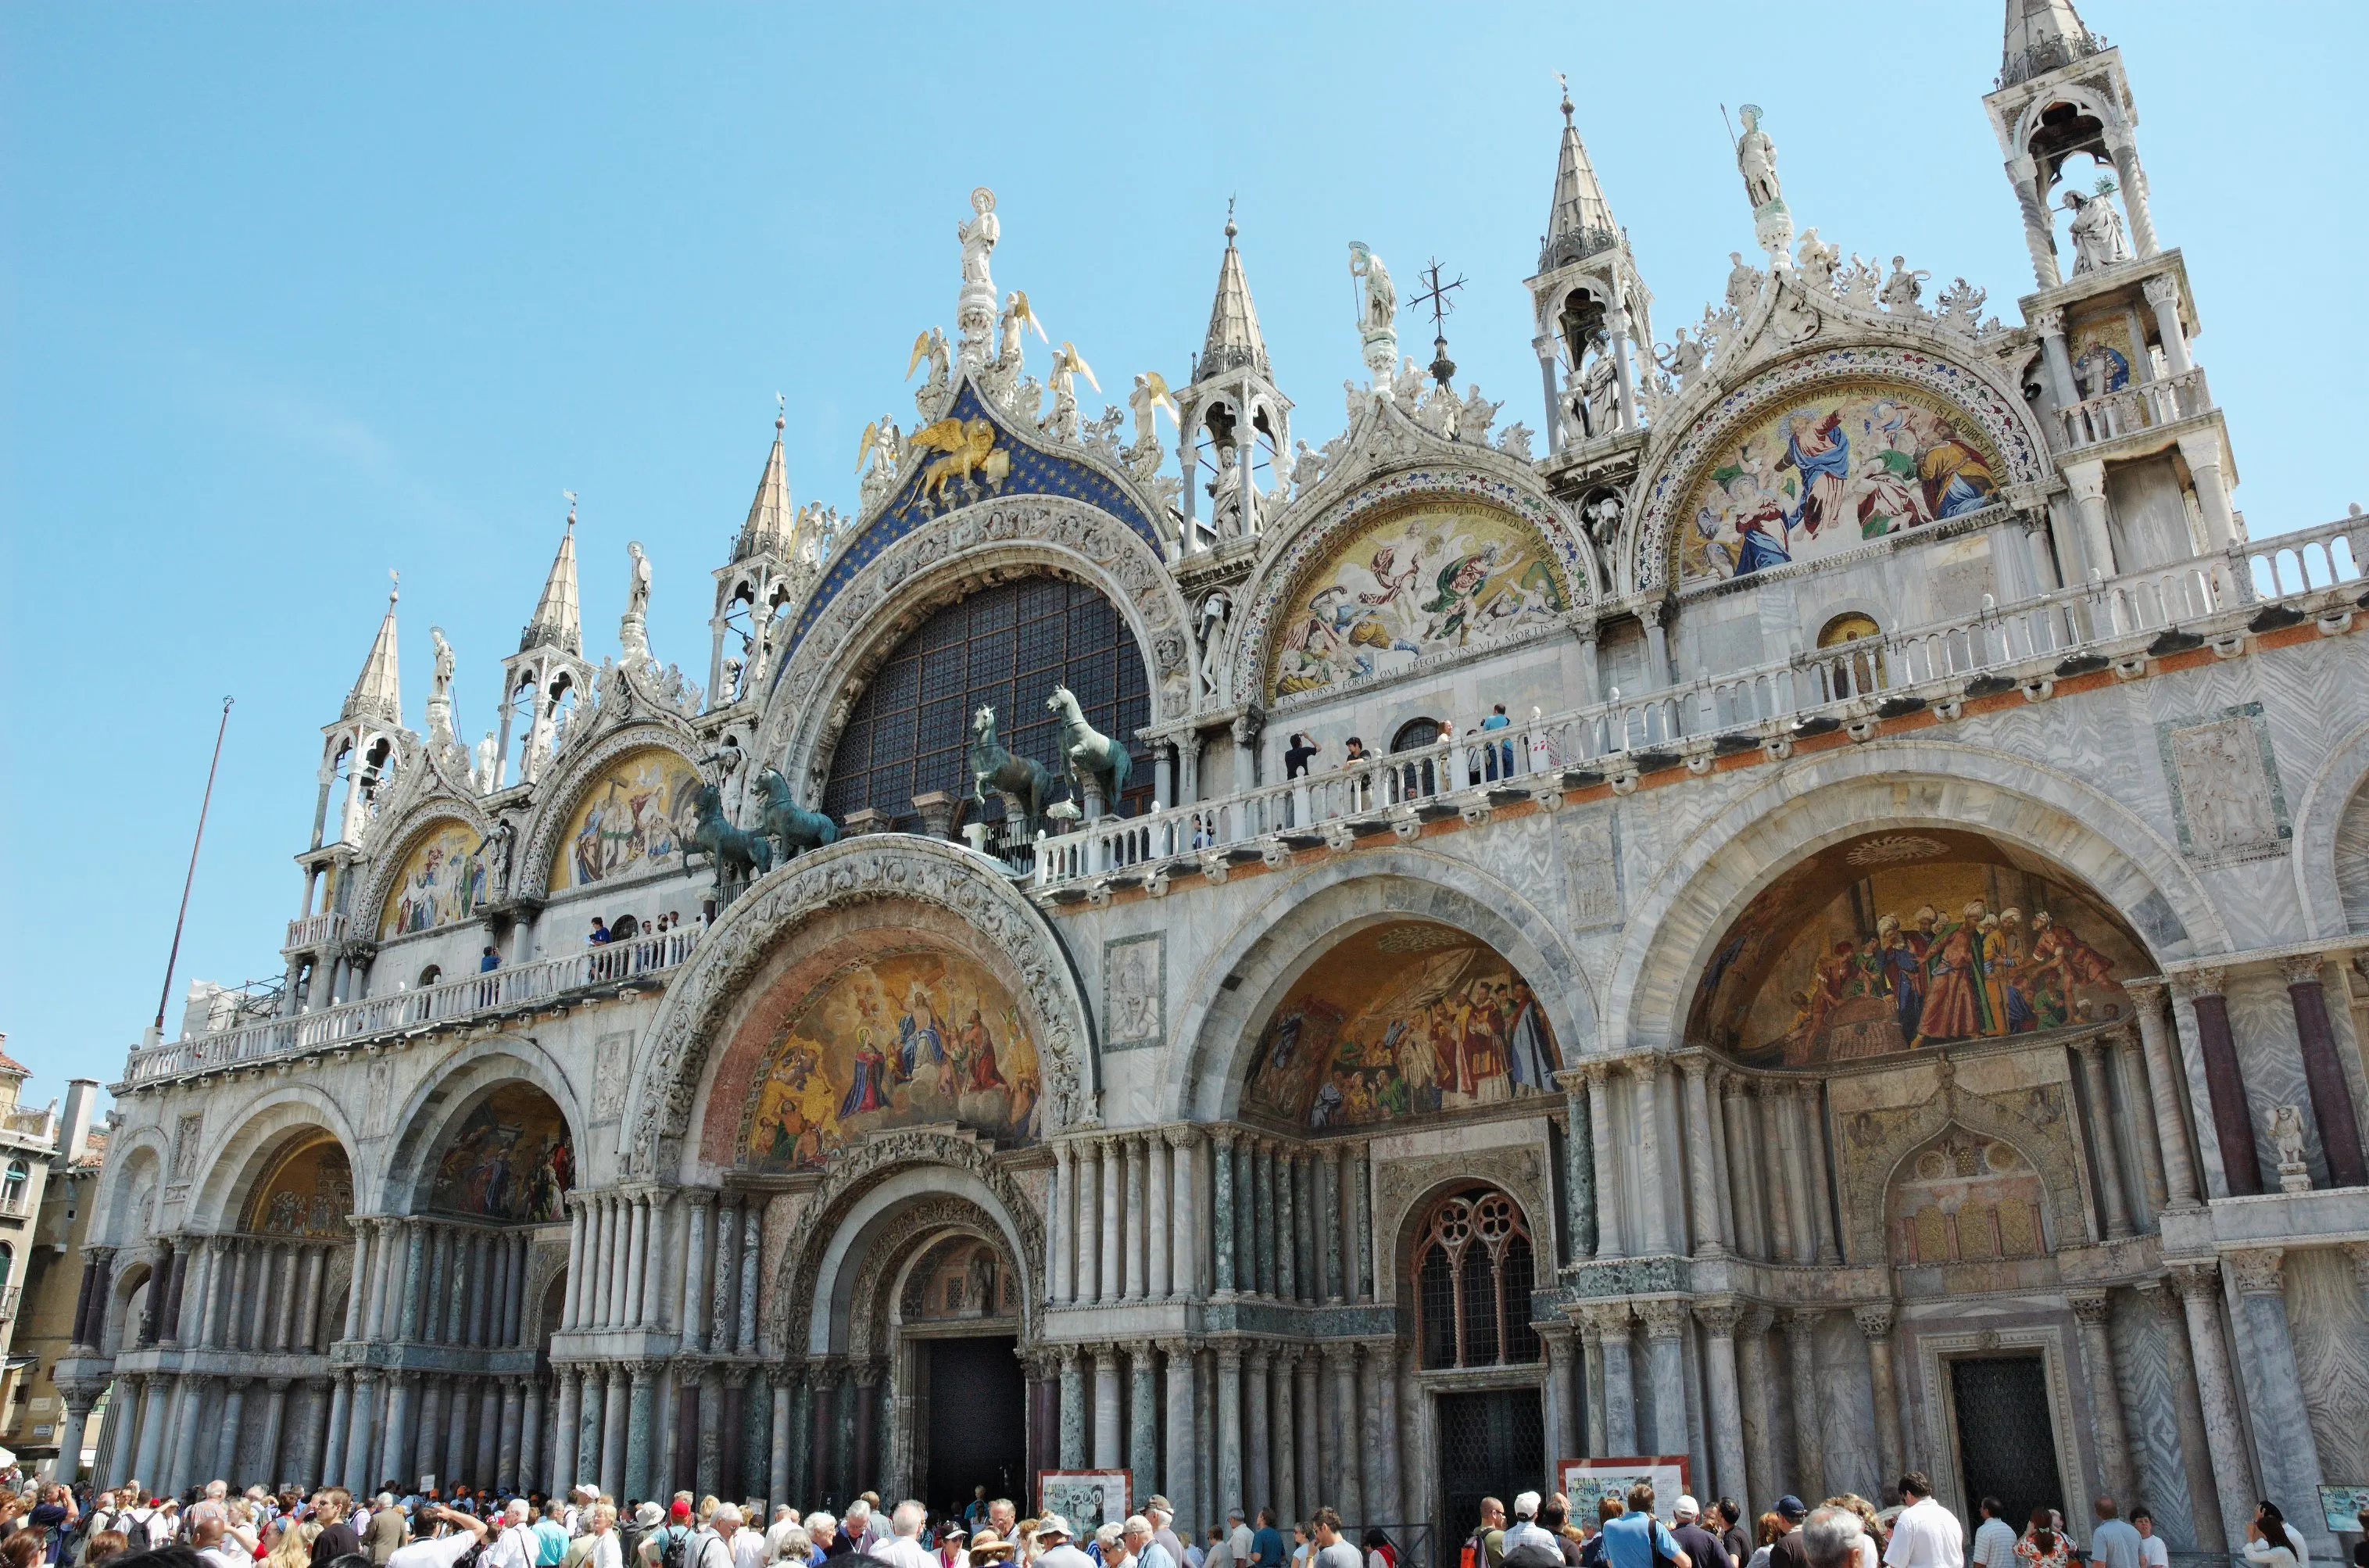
top-left (769, 1127), bottom-right (1047, 1360)
top-left (844, 1193), bottom-right (1018, 1360)
top-left (514, 722), bottom-right (707, 901)
top-left (624, 836), bottom-right (1097, 1177)
top-left (755, 496), bottom-right (1191, 793)
top-left (1835, 1073), bottom-right (2088, 1264)
top-left (1626, 345), bottom-right (2049, 596)
top-left (1369, 1141), bottom-right (1547, 1302)
top-left (352, 796), bottom-right (497, 938)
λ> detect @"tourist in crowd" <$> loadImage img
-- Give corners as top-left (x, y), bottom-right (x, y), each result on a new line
top-left (1225, 1513), bottom-right (1252, 1568)
top-left (78, 1534), bottom-right (127, 1568)
top-left (1359, 1531), bottom-right (1397, 1568)
top-left (1745, 1515), bottom-right (1788, 1568)
top-left (1880, 1479), bottom-right (1956, 1568)
top-left (1501, 1494), bottom-right (1561, 1568)
top-left (968, 1534), bottom-right (1012, 1568)
top-left (2085, 1499), bottom-right (2139, 1568)
top-left (390, 1509), bottom-right (489, 1568)
top-left (1802, 1512), bottom-right (1864, 1568)
top-left (481, 945), bottom-right (501, 972)
top-left (1469, 1498), bottom-right (1508, 1568)
top-left (1131, 1518), bottom-right (1174, 1568)
top-left (727, 1506), bottom-right (767, 1568)
top-left (310, 1492), bottom-right (362, 1568)
top-left (589, 918), bottom-right (612, 945)
top-left (1670, 1499), bottom-right (1724, 1568)
top-left (1144, 1503), bottom-right (1184, 1568)
top-left (2242, 1510), bottom-right (2298, 1568)
top-left (2127, 1512), bottom-right (2167, 1568)
top-left (1966, 1502), bottom-right (2011, 1568)
top-left (1286, 1523), bottom-right (1311, 1568)
top-left (1032, 1518), bottom-right (1092, 1568)
top-left (692, 1505), bottom-right (744, 1568)
top-left (868, 1505), bottom-right (932, 1568)
top-left (365, 1494), bottom-right (408, 1566)
top-left (1200, 1527), bottom-right (1226, 1568)
top-left (1763, 1499), bottom-right (1810, 1568)
top-left (2012, 1510), bottom-right (2066, 1568)
top-left (1602, 1486), bottom-right (1691, 1568)
top-left (583, 1505), bottom-right (625, 1568)
top-left (2251, 1503), bottom-right (2308, 1568)
top-left (1307, 1514), bottom-right (1356, 1568)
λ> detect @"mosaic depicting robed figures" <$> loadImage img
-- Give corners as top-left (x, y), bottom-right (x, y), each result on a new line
top-left (245, 1135), bottom-right (355, 1239)
top-left (550, 748), bottom-right (703, 891)
top-left (379, 819), bottom-right (491, 939)
top-left (1269, 503), bottom-right (1568, 700)
top-left (1678, 381), bottom-right (2002, 582)
top-left (1690, 829), bottom-right (2145, 1067)
top-left (1244, 922), bottom-right (1561, 1129)
top-left (740, 949), bottom-right (1040, 1171)
top-left (428, 1083), bottom-right (575, 1222)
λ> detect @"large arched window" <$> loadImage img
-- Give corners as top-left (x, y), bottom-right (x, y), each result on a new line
top-left (822, 575), bottom-right (1151, 832)
top-left (1414, 1184), bottom-right (1540, 1370)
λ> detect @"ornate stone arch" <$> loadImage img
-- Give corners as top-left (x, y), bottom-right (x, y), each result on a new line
top-left (1624, 343), bottom-right (2052, 595)
top-left (1376, 1166), bottom-right (1552, 1315)
top-left (2285, 715), bottom-right (2369, 939)
top-left (513, 721), bottom-right (708, 901)
top-left (844, 1195), bottom-right (1016, 1361)
top-left (1229, 431), bottom-right (1600, 707)
top-left (92, 1132), bottom-right (168, 1250)
top-left (355, 798), bottom-right (496, 936)
top-left (753, 496), bottom-right (1193, 801)
top-left (375, 1035), bottom-right (589, 1212)
top-left (2012, 80), bottom-right (2131, 159)
top-left (1845, 1091), bottom-right (2091, 1265)
top-left (1604, 739), bottom-right (2231, 1054)
top-left (181, 1086), bottom-right (363, 1233)
top-left (1172, 848), bottom-right (1594, 1123)
top-left (768, 1126), bottom-right (1045, 1359)
top-left (623, 835), bottom-right (1097, 1180)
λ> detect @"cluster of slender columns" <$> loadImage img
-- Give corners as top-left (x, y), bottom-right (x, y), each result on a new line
top-left (347, 1216), bottom-right (537, 1348)
top-left (98, 1370), bottom-right (342, 1495)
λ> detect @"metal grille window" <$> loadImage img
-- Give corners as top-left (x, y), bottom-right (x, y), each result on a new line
top-left (821, 576), bottom-right (1151, 832)
top-left (1414, 1185), bottom-right (1541, 1370)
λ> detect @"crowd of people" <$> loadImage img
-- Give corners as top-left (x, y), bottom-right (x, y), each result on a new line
top-left (0, 1473), bottom-right (2358, 1568)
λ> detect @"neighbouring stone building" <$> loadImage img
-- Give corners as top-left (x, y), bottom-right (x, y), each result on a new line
top-left (5, 1071), bottom-right (108, 1480)
top-left (62, 1), bottom-right (2369, 1557)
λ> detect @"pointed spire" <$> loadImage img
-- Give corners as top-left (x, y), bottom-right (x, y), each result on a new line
top-left (1197, 202), bottom-right (1269, 379)
top-left (344, 572), bottom-right (403, 725)
top-left (1541, 77), bottom-right (1619, 269)
top-left (735, 399), bottom-right (796, 562)
top-left (521, 495), bottom-right (583, 655)
top-left (2000, 0), bottom-right (2100, 85)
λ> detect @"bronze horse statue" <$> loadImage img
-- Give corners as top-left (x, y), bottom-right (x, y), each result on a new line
top-left (968, 704), bottom-right (1050, 836)
top-left (691, 782), bottom-right (774, 879)
top-left (755, 766), bottom-right (839, 858)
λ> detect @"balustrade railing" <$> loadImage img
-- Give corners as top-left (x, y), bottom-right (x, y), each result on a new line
top-left (2055, 365), bottom-right (2211, 452)
top-left (123, 924), bottom-right (702, 1086)
top-left (1038, 513), bottom-right (2369, 888)
top-left (284, 911), bottom-right (349, 951)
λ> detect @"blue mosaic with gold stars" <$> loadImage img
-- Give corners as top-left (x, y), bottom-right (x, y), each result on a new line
top-left (775, 381), bottom-right (1160, 676)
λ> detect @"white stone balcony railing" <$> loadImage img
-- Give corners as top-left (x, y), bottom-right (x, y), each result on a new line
top-left (122, 925), bottom-right (703, 1087)
top-left (2053, 364), bottom-right (2212, 453)
top-left (284, 911), bottom-right (349, 951)
top-left (1037, 514), bottom-right (2369, 889)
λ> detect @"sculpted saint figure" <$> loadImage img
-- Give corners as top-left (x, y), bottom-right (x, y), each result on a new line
top-left (1735, 103), bottom-right (1782, 210)
top-left (1348, 242), bottom-right (1395, 333)
top-left (2063, 188), bottom-right (2131, 274)
top-left (959, 187), bottom-right (999, 288)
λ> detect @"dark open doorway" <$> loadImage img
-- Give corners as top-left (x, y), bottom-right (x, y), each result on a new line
top-left (923, 1334), bottom-right (1027, 1520)
top-left (1952, 1355), bottom-right (2065, 1533)
top-left (1436, 1388), bottom-right (1544, 1549)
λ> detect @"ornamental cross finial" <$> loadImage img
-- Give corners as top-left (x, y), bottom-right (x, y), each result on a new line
top-left (1408, 257), bottom-right (1466, 388)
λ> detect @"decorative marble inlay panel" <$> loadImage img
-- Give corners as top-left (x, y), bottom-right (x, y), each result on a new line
top-left (2157, 705), bottom-right (2290, 864)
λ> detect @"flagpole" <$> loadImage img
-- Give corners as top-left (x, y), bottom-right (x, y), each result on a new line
top-left (156, 696), bottom-right (235, 1032)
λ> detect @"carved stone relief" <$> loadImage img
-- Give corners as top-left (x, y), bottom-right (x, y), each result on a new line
top-left (2156, 705), bottom-right (2290, 864)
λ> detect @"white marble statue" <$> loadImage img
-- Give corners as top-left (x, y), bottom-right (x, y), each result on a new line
top-left (1196, 590), bottom-right (1230, 706)
top-left (1797, 228), bottom-right (1841, 292)
top-left (1289, 439), bottom-right (1325, 496)
top-left (430, 626), bottom-right (455, 705)
top-left (473, 730), bottom-right (499, 793)
top-left (1879, 256), bottom-right (1931, 313)
top-left (959, 187), bottom-right (999, 290)
top-left (2064, 188), bottom-right (2131, 274)
top-left (1042, 342), bottom-right (1097, 443)
top-left (1458, 385), bottom-right (1501, 445)
top-left (1125, 373), bottom-right (1176, 480)
top-left (1724, 252), bottom-right (1759, 311)
top-left (1735, 103), bottom-right (1782, 211)
top-left (2271, 1103), bottom-right (2310, 1190)
top-left (1348, 242), bottom-right (1398, 389)
top-left (621, 541), bottom-right (653, 661)
top-left (1656, 328), bottom-right (1706, 388)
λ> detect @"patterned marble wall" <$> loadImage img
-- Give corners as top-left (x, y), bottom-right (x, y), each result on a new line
top-left (2111, 1290), bottom-right (2200, 1546)
top-left (2282, 1246), bottom-right (2369, 1491)
top-left (2226, 972), bottom-right (2322, 1189)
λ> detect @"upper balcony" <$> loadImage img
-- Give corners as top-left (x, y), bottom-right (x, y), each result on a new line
top-left (2050, 364), bottom-right (2215, 458)
top-left (284, 911), bottom-right (349, 953)
top-left (121, 925), bottom-right (703, 1090)
top-left (1033, 513), bottom-right (2369, 892)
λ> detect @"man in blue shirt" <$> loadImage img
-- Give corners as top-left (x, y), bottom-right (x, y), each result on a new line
top-left (1599, 1486), bottom-right (1691, 1568)
top-left (1248, 1512), bottom-right (1286, 1568)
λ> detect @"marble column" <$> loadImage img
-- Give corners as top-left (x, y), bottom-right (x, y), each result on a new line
top-left (1169, 1126), bottom-right (1201, 1301)
top-left (1270, 1348), bottom-right (1298, 1523)
top-left (2228, 1249), bottom-right (2328, 1537)
top-left (1587, 1065), bottom-right (1623, 1256)
top-left (1295, 1351), bottom-right (1321, 1523)
top-left (1051, 1142), bottom-right (1076, 1304)
top-left (1783, 1310), bottom-right (1824, 1502)
top-left (680, 1194), bottom-right (711, 1354)
top-left (624, 1194), bottom-right (650, 1328)
top-left (131, 1375), bottom-right (165, 1487)
top-left (739, 1203), bottom-right (761, 1355)
top-left (2126, 983), bottom-right (2203, 1208)
top-left (1756, 1082), bottom-right (1799, 1261)
top-left (1796, 1083), bottom-right (1841, 1265)
top-left (1058, 1350), bottom-right (1086, 1469)
top-left (1253, 1142), bottom-right (1276, 1298)
top-left (1694, 1301), bottom-right (1750, 1510)
top-left (1737, 1307), bottom-right (1780, 1514)
top-left (621, 1361), bottom-right (654, 1503)
top-left (1680, 1058), bottom-right (1726, 1257)
top-left (2180, 972), bottom-right (2262, 1196)
top-left (1633, 1063), bottom-right (1670, 1253)
top-left (1320, 1143), bottom-right (1346, 1300)
top-left (2170, 1262), bottom-right (2255, 1550)
top-left (1561, 1070), bottom-right (1598, 1262)
top-left (1093, 1347), bottom-right (1122, 1470)
top-left (342, 1372), bottom-right (377, 1493)
top-left (1721, 1076), bottom-right (1764, 1259)
top-left (1244, 1344), bottom-right (1272, 1518)
top-left (2285, 957), bottom-right (2368, 1187)
top-left (1351, 1143), bottom-right (1375, 1301)
top-left (381, 1371), bottom-right (417, 1490)
top-left (1077, 1139), bottom-right (1104, 1305)
top-left (1101, 1135), bottom-right (1124, 1305)
top-left (1639, 1301), bottom-right (1687, 1459)
top-left (1276, 1150), bottom-right (1299, 1302)
top-left (499, 1377), bottom-right (525, 1495)
top-left (1148, 1130), bottom-right (1173, 1301)
top-left (1125, 1137), bottom-right (1151, 1302)
top-left (551, 1368), bottom-right (582, 1496)
top-left (768, 1369), bottom-right (794, 1509)
top-left (710, 1197), bottom-right (740, 1350)
top-left (1591, 1305), bottom-right (1637, 1455)
top-left (1578, 1318), bottom-right (1607, 1458)
top-left (697, 1366), bottom-right (725, 1498)
top-left (1539, 1326), bottom-right (1578, 1481)
top-left (2136, 1281), bottom-right (2224, 1551)
top-left (1129, 1341), bottom-right (1159, 1506)
top-left (2113, 1028), bottom-right (2170, 1218)
top-left (1854, 1306), bottom-right (1905, 1498)
top-left (1368, 1341), bottom-right (1404, 1532)
top-left (215, 1377), bottom-right (249, 1486)
top-left (2068, 1291), bottom-right (2136, 1498)
top-left (1215, 1344), bottom-right (1244, 1519)
top-left (1325, 1342), bottom-right (1363, 1526)
top-left (2077, 1040), bottom-right (2137, 1239)
top-left (1161, 1340), bottom-right (1198, 1534)
top-left (1210, 1130), bottom-right (1237, 1298)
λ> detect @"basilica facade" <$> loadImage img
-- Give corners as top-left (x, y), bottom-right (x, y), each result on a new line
top-left (61, 2), bottom-right (2369, 1559)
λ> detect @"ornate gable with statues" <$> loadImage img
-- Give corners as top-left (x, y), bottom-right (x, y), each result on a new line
top-left (88, 6), bottom-right (2369, 1559)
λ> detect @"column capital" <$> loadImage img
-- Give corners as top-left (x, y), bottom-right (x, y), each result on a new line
top-left (1691, 1297), bottom-right (1745, 1338)
top-left (2170, 968), bottom-right (2226, 1002)
top-left (1319, 1339), bottom-right (1360, 1369)
top-left (1780, 1306), bottom-right (1824, 1341)
top-left (2131, 1278), bottom-right (2177, 1321)
top-left (2121, 977), bottom-right (2167, 1006)
top-left (1677, 1054), bottom-right (1710, 1083)
top-left (1154, 1337), bottom-right (1195, 1361)
top-left (1852, 1304), bottom-right (1896, 1341)
top-left (1536, 1320), bottom-right (1577, 1355)
top-left (2345, 1242), bottom-right (2369, 1292)
top-left (1269, 1342), bottom-right (1304, 1370)
top-left (265, 1376), bottom-right (293, 1393)
top-left (1244, 1342), bottom-right (1272, 1373)
top-left (1162, 1124), bottom-right (1202, 1151)
top-left (1208, 1126), bottom-right (1237, 1153)
top-left (1125, 1338), bottom-right (1156, 1362)
top-left (1741, 1303), bottom-right (1776, 1337)
top-left (2226, 1248), bottom-right (2285, 1295)
top-left (1213, 1341), bottom-right (1244, 1371)
top-left (1576, 1059), bottom-right (1612, 1088)
top-left (2031, 306), bottom-right (2066, 338)
top-left (2067, 1288), bottom-right (2113, 1326)
top-left (1580, 1301), bottom-right (1632, 1337)
top-left (2141, 274), bottom-right (2183, 311)
top-left (1637, 1299), bottom-right (1687, 1341)
top-left (1095, 1344), bottom-right (1122, 1373)
top-left (2278, 954), bottom-right (2330, 988)
top-left (1752, 1076), bottom-right (1789, 1101)
top-left (850, 1358), bottom-right (887, 1388)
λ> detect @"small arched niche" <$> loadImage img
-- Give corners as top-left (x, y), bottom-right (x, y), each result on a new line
top-left (1887, 1127), bottom-right (2051, 1270)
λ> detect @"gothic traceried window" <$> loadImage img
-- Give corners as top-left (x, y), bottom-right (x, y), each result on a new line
top-left (821, 575), bottom-right (1151, 832)
top-left (1414, 1185), bottom-right (1540, 1370)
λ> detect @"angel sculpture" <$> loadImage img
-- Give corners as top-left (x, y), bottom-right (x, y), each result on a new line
top-left (1392, 356), bottom-right (1430, 406)
top-left (904, 327), bottom-right (950, 421)
top-left (1879, 256), bottom-right (1931, 314)
top-left (1041, 342), bottom-right (1099, 443)
top-left (1288, 439), bottom-right (1325, 496)
top-left (1655, 328), bottom-right (1706, 388)
top-left (1457, 384), bottom-right (1501, 445)
top-left (988, 289), bottom-right (1045, 396)
top-left (1796, 228), bottom-right (1841, 292)
top-left (856, 416), bottom-right (904, 507)
top-left (472, 731), bottom-right (500, 793)
top-left (1124, 372), bottom-right (1177, 481)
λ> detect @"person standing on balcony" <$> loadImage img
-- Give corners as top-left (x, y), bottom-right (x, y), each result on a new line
top-left (1284, 734), bottom-right (1320, 779)
top-left (480, 947), bottom-right (500, 972)
top-left (588, 918), bottom-right (611, 946)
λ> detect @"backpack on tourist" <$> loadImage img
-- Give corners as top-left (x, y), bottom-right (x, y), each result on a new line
top-left (118, 1508), bottom-right (162, 1555)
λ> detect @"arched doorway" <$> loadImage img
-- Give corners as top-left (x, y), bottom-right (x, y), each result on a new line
top-left (1408, 1183), bottom-right (1545, 1551)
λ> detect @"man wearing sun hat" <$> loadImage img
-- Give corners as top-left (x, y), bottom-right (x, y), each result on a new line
top-left (1033, 1516), bottom-right (1095, 1568)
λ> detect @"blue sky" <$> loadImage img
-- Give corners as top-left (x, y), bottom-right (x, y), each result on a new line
top-left (4, 2), bottom-right (2363, 1105)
